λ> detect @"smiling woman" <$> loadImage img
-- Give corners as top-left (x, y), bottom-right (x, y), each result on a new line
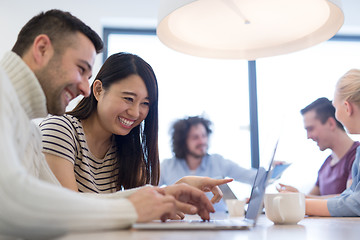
top-left (94, 75), bottom-right (150, 135)
top-left (39, 52), bottom-right (160, 192)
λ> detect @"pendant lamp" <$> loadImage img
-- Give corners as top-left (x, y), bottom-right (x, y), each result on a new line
top-left (157, 0), bottom-right (344, 60)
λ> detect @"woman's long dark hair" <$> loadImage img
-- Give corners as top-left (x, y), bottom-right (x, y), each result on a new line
top-left (67, 52), bottom-right (159, 190)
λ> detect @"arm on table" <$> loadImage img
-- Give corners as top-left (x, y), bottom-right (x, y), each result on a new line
top-left (277, 184), bottom-right (338, 199)
top-left (306, 199), bottom-right (331, 216)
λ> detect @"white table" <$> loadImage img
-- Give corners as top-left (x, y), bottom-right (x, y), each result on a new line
top-left (54, 214), bottom-right (360, 240)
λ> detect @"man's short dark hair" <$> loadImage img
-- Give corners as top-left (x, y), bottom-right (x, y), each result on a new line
top-left (171, 116), bottom-right (212, 159)
top-left (12, 9), bottom-right (103, 56)
top-left (301, 97), bottom-right (344, 130)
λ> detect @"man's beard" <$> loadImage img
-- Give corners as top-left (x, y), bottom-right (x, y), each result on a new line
top-left (35, 55), bottom-right (67, 115)
top-left (187, 145), bottom-right (207, 159)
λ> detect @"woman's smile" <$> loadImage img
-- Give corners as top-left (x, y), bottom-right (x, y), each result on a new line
top-left (118, 117), bottom-right (135, 129)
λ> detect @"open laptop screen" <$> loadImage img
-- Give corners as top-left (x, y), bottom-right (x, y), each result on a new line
top-left (244, 140), bottom-right (277, 223)
top-left (244, 167), bottom-right (267, 221)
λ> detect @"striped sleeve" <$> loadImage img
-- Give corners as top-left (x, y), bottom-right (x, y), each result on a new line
top-left (39, 115), bottom-right (77, 165)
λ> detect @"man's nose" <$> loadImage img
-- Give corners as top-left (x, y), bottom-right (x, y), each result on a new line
top-left (200, 136), bottom-right (208, 144)
top-left (307, 132), bottom-right (313, 140)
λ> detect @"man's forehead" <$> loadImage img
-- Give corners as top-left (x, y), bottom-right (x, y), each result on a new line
top-left (188, 124), bottom-right (206, 135)
top-left (303, 111), bottom-right (321, 126)
top-left (303, 110), bottom-right (318, 120)
top-left (190, 124), bottom-right (206, 131)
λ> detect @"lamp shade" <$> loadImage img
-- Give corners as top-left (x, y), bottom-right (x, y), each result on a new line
top-left (157, 0), bottom-right (344, 60)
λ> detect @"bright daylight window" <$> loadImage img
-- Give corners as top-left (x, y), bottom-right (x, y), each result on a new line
top-left (105, 28), bottom-right (360, 193)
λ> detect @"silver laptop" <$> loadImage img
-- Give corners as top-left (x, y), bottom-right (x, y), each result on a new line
top-left (132, 141), bottom-right (278, 230)
top-left (220, 160), bottom-right (291, 200)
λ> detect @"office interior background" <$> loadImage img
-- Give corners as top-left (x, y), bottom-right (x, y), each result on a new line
top-left (1, 0), bottom-right (360, 194)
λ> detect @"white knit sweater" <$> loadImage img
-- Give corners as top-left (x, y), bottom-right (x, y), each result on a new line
top-left (0, 52), bottom-right (138, 239)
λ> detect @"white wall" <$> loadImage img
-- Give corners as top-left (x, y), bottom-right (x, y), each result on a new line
top-left (339, 0), bottom-right (360, 34)
top-left (0, 0), bottom-right (159, 74)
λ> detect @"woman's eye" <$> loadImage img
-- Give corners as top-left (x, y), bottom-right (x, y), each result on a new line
top-left (124, 97), bottom-right (134, 102)
top-left (142, 102), bottom-right (150, 106)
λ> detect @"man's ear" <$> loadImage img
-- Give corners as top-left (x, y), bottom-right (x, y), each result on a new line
top-left (327, 117), bottom-right (337, 130)
top-left (93, 80), bottom-right (103, 101)
top-left (31, 34), bottom-right (53, 67)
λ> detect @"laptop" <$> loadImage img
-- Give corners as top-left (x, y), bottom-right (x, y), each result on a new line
top-left (132, 141), bottom-right (278, 230)
top-left (220, 161), bottom-right (291, 200)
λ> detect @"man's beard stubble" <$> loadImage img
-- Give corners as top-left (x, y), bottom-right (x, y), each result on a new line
top-left (187, 145), bottom-right (207, 159)
top-left (35, 55), bottom-right (66, 116)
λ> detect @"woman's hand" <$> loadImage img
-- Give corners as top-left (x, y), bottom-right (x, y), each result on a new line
top-left (162, 183), bottom-right (215, 221)
top-left (175, 176), bottom-right (233, 203)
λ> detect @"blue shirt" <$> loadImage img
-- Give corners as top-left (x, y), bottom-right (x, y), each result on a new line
top-left (328, 146), bottom-right (360, 216)
top-left (159, 154), bottom-right (257, 212)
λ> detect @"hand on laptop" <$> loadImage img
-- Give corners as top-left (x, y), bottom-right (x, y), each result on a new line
top-left (128, 186), bottom-right (179, 222)
top-left (162, 183), bottom-right (215, 221)
top-left (175, 176), bottom-right (233, 203)
top-left (129, 184), bottom-right (215, 222)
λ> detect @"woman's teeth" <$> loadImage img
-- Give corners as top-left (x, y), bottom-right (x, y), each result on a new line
top-left (119, 117), bottom-right (134, 127)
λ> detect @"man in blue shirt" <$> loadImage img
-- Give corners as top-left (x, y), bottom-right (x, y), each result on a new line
top-left (159, 116), bottom-right (257, 212)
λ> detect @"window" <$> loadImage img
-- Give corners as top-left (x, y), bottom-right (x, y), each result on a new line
top-left (105, 28), bottom-right (250, 167)
top-left (105, 28), bottom-right (360, 193)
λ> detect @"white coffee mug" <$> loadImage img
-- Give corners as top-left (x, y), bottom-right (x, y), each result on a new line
top-left (264, 192), bottom-right (305, 224)
top-left (226, 199), bottom-right (245, 218)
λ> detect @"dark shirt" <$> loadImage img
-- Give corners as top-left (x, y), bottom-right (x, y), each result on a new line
top-left (316, 141), bottom-right (360, 195)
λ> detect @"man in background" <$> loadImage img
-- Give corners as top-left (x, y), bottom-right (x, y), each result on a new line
top-left (160, 116), bottom-right (257, 211)
top-left (278, 97), bottom-right (360, 198)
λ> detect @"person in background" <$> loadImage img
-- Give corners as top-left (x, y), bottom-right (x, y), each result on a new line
top-left (160, 116), bottom-right (258, 211)
top-left (40, 52), bottom-right (230, 203)
top-left (291, 69), bottom-right (360, 216)
top-left (0, 10), bottom-right (222, 239)
top-left (278, 97), bottom-right (359, 198)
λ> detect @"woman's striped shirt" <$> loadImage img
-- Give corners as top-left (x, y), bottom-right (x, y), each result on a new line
top-left (40, 114), bottom-right (118, 193)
